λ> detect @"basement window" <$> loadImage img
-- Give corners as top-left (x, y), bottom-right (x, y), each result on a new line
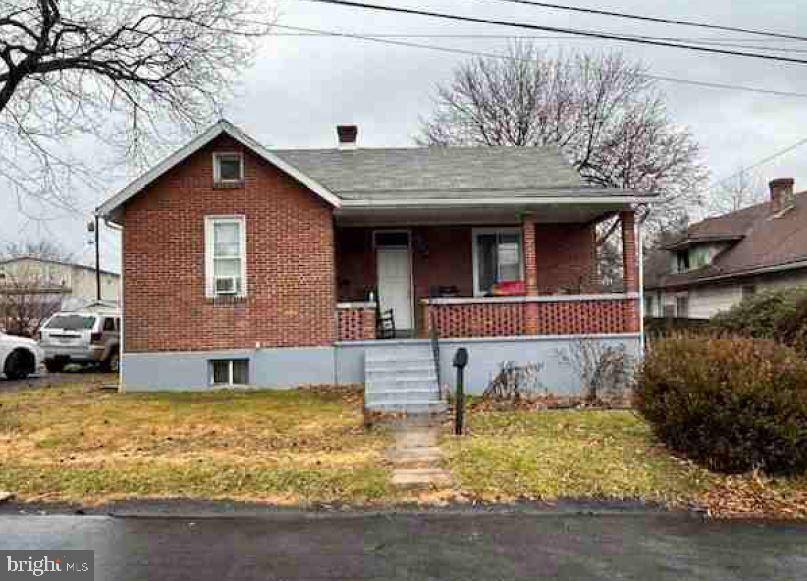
top-left (213, 152), bottom-right (244, 184)
top-left (209, 359), bottom-right (249, 386)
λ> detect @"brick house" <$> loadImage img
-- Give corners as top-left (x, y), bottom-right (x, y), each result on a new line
top-left (98, 120), bottom-right (652, 404)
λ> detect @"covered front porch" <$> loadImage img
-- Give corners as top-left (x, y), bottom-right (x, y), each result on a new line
top-left (333, 202), bottom-right (640, 342)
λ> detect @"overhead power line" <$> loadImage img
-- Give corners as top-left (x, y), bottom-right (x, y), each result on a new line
top-left (303, 0), bottom-right (807, 65)
top-left (483, 0), bottom-right (807, 43)
top-left (271, 24), bottom-right (807, 99)
top-left (709, 136), bottom-right (807, 191)
top-left (270, 30), bottom-right (807, 55)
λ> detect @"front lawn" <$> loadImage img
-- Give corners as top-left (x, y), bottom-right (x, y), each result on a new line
top-left (442, 408), bottom-right (807, 517)
top-left (0, 383), bottom-right (392, 504)
top-left (2, 383), bottom-right (805, 517)
top-left (442, 409), bottom-right (713, 503)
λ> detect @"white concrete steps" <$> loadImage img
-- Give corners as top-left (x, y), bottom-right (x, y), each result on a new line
top-left (364, 345), bottom-right (445, 414)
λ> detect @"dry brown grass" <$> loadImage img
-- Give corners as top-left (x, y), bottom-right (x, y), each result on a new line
top-left (0, 382), bottom-right (392, 504)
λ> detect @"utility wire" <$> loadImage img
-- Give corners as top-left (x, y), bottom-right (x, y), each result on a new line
top-left (272, 24), bottom-right (807, 98)
top-left (709, 136), bottom-right (807, 191)
top-left (483, 0), bottom-right (807, 43)
top-left (270, 30), bottom-right (807, 54)
top-left (303, 0), bottom-right (807, 65)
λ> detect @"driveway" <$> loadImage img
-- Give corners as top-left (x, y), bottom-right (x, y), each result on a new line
top-left (0, 510), bottom-right (804, 580)
top-left (0, 371), bottom-right (117, 393)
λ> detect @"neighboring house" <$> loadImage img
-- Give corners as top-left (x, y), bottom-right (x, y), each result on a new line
top-left (0, 257), bottom-right (120, 336)
top-left (0, 257), bottom-right (120, 306)
top-left (97, 120), bottom-right (653, 397)
top-left (645, 178), bottom-right (807, 319)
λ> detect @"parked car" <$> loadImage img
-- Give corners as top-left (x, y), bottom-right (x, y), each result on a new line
top-left (39, 310), bottom-right (121, 373)
top-left (1, 331), bottom-right (44, 380)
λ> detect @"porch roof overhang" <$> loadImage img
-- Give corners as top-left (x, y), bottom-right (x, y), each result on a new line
top-left (334, 195), bottom-right (653, 226)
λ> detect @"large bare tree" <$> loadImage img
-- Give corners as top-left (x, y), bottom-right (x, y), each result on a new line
top-left (0, 0), bottom-right (271, 213)
top-left (420, 44), bottom-right (708, 239)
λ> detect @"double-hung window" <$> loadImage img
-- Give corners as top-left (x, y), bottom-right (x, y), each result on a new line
top-left (205, 216), bottom-right (246, 298)
top-left (472, 228), bottom-right (523, 296)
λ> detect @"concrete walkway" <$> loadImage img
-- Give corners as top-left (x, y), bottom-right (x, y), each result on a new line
top-left (386, 415), bottom-right (452, 490)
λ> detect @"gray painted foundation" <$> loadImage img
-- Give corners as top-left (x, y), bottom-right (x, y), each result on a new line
top-left (121, 346), bottom-right (335, 391)
top-left (122, 334), bottom-right (639, 395)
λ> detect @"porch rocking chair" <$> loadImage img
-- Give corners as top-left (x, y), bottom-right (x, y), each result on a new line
top-left (376, 308), bottom-right (396, 340)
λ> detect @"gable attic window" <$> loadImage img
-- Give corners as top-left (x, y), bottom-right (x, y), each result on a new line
top-left (205, 216), bottom-right (246, 299)
top-left (213, 152), bottom-right (244, 186)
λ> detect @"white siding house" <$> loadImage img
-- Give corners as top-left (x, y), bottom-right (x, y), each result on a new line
top-left (645, 178), bottom-right (807, 319)
top-left (0, 257), bottom-right (120, 308)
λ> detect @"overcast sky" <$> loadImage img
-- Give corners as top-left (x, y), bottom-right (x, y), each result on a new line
top-left (3, 0), bottom-right (806, 272)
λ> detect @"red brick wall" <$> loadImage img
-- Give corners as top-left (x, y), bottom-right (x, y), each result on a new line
top-left (122, 134), bottom-right (336, 352)
top-left (535, 298), bottom-right (639, 335)
top-left (335, 226), bottom-right (474, 301)
top-left (412, 227), bottom-right (474, 299)
top-left (423, 301), bottom-right (525, 338)
top-left (336, 305), bottom-right (376, 341)
top-left (336, 224), bottom-right (597, 302)
top-left (422, 297), bottom-right (639, 338)
top-left (535, 224), bottom-right (597, 294)
top-left (335, 228), bottom-right (375, 301)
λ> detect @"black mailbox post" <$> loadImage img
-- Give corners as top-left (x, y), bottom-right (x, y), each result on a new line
top-left (453, 348), bottom-right (468, 436)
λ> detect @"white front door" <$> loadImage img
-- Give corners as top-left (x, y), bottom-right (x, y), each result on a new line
top-left (376, 246), bottom-right (413, 330)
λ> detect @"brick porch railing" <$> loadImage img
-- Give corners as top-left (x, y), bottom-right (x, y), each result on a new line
top-left (336, 302), bottom-right (377, 341)
top-left (420, 294), bottom-right (640, 338)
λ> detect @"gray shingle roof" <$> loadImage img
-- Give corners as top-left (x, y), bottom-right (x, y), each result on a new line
top-left (272, 146), bottom-right (616, 200)
top-left (99, 121), bottom-right (651, 223)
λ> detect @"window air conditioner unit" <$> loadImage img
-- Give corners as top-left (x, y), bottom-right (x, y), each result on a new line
top-left (215, 276), bottom-right (238, 295)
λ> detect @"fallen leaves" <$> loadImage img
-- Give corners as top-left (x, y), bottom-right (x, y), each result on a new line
top-left (698, 471), bottom-right (807, 519)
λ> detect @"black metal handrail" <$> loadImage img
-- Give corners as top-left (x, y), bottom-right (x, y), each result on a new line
top-left (428, 308), bottom-right (442, 399)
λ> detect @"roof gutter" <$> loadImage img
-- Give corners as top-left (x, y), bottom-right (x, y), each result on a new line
top-left (646, 257), bottom-right (807, 290)
top-left (663, 235), bottom-right (744, 251)
top-left (337, 195), bottom-right (655, 209)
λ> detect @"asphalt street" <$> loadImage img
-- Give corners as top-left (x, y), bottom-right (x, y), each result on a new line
top-left (0, 511), bottom-right (805, 580)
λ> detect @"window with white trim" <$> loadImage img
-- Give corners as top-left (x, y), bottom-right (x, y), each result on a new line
top-left (213, 152), bottom-right (244, 184)
top-left (472, 228), bottom-right (523, 296)
top-left (205, 216), bottom-right (246, 298)
top-left (209, 359), bottom-right (249, 386)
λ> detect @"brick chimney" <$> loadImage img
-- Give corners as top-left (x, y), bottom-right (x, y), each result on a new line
top-left (769, 177), bottom-right (795, 214)
top-left (336, 125), bottom-right (358, 150)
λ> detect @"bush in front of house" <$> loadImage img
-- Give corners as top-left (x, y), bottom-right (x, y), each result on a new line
top-left (711, 288), bottom-right (807, 340)
top-left (635, 335), bottom-right (807, 475)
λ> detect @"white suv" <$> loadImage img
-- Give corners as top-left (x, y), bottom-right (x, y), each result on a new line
top-left (1, 331), bottom-right (45, 380)
top-left (39, 310), bottom-right (121, 372)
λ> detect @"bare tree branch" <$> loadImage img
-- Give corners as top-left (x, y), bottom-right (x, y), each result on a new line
top-left (419, 43), bottom-right (709, 240)
top-left (0, 0), bottom-right (273, 216)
